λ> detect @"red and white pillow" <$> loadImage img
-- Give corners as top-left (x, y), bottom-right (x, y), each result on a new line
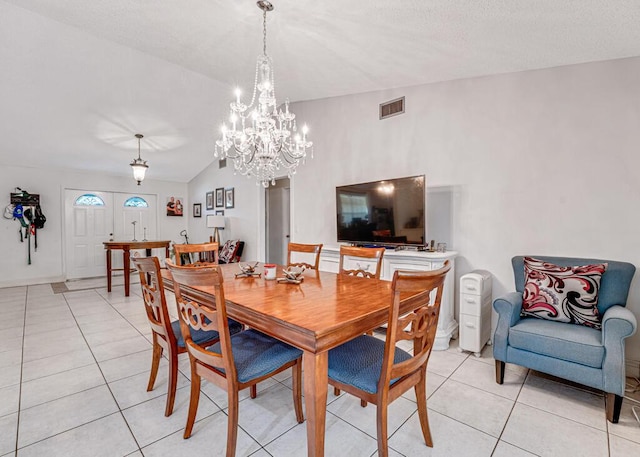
top-left (521, 257), bottom-right (608, 329)
top-left (219, 240), bottom-right (239, 263)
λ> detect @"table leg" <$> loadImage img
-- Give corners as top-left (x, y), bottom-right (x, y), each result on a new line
top-left (123, 248), bottom-right (130, 297)
top-left (106, 249), bottom-right (112, 292)
top-left (303, 350), bottom-right (328, 457)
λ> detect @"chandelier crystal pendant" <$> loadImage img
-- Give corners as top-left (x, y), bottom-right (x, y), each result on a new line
top-left (214, 1), bottom-right (313, 188)
top-left (130, 133), bottom-right (148, 185)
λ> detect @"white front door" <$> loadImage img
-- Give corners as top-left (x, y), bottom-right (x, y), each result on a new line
top-left (64, 190), bottom-right (114, 279)
top-left (113, 193), bottom-right (157, 241)
top-left (111, 193), bottom-right (158, 269)
top-left (65, 191), bottom-right (159, 279)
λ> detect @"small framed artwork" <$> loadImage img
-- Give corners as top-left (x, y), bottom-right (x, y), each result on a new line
top-left (215, 187), bottom-right (224, 208)
top-left (206, 191), bottom-right (214, 210)
top-left (166, 196), bottom-right (183, 217)
top-left (225, 188), bottom-right (235, 209)
top-left (215, 210), bottom-right (224, 216)
top-left (193, 203), bottom-right (201, 218)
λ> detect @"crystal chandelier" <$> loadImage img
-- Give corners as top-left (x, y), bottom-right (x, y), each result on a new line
top-left (214, 1), bottom-right (313, 188)
top-left (130, 133), bottom-right (148, 185)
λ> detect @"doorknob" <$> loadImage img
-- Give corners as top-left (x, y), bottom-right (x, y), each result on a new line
top-left (286, 235), bottom-right (290, 238)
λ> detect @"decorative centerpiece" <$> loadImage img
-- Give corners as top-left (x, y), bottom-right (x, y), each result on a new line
top-left (278, 266), bottom-right (305, 284)
top-left (236, 262), bottom-right (261, 278)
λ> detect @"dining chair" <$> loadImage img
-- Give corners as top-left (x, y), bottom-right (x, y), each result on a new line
top-left (166, 261), bottom-right (304, 455)
top-left (131, 256), bottom-right (243, 417)
top-left (339, 245), bottom-right (385, 279)
top-left (287, 242), bottom-right (323, 270)
top-left (327, 261), bottom-right (451, 456)
top-left (335, 245), bottom-right (386, 402)
top-left (173, 241), bottom-right (219, 266)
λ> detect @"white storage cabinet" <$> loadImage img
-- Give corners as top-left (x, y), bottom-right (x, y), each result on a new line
top-left (459, 270), bottom-right (492, 357)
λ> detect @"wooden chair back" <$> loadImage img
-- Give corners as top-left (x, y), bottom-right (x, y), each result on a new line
top-left (338, 246), bottom-right (385, 279)
top-left (173, 242), bottom-right (219, 266)
top-left (131, 256), bottom-right (175, 347)
top-left (287, 242), bottom-right (323, 270)
top-left (165, 260), bottom-right (237, 382)
top-left (381, 261), bottom-right (451, 392)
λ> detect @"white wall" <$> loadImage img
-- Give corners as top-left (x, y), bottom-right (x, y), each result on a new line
top-left (288, 57), bottom-right (640, 364)
top-left (0, 165), bottom-right (187, 287)
top-left (187, 162), bottom-right (263, 262)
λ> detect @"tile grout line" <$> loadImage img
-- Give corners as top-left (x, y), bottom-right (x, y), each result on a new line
top-left (488, 368), bottom-right (535, 457)
top-left (62, 288), bottom-right (145, 455)
top-left (87, 285), bottom-right (257, 455)
top-left (12, 286), bottom-right (28, 457)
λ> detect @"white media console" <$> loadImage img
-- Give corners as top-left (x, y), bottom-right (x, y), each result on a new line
top-left (318, 246), bottom-right (458, 350)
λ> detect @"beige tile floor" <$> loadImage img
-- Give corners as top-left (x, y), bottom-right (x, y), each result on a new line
top-left (1, 280), bottom-right (640, 456)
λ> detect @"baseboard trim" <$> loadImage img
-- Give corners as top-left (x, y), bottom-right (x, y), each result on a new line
top-left (0, 275), bottom-right (64, 289)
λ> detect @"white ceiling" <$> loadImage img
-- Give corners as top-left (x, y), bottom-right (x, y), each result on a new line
top-left (1, 0), bottom-right (640, 182)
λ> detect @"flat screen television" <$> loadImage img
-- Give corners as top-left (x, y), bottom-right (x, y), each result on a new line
top-left (336, 175), bottom-right (425, 246)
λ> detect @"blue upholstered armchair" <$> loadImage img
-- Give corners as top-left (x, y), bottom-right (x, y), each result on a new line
top-left (493, 256), bottom-right (636, 423)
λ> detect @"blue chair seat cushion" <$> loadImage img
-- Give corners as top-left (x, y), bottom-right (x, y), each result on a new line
top-left (509, 318), bottom-right (604, 368)
top-left (207, 329), bottom-right (302, 383)
top-left (328, 335), bottom-right (412, 394)
top-left (171, 318), bottom-right (243, 348)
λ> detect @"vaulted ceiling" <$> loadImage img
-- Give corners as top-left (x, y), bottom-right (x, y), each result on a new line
top-left (1, 0), bottom-right (640, 182)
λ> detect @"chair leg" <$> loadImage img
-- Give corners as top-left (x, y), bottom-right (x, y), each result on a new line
top-left (606, 393), bottom-right (623, 423)
top-left (165, 349), bottom-right (178, 417)
top-left (495, 360), bottom-right (505, 385)
top-left (292, 359), bottom-right (304, 423)
top-left (147, 335), bottom-right (163, 391)
top-left (376, 403), bottom-right (389, 457)
top-left (183, 372), bottom-right (201, 439)
top-left (415, 373), bottom-right (433, 447)
top-left (361, 399), bottom-right (368, 408)
top-left (250, 384), bottom-right (257, 399)
top-left (334, 387), bottom-right (341, 396)
top-left (226, 388), bottom-right (240, 457)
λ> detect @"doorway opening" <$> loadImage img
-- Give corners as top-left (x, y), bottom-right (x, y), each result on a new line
top-left (265, 178), bottom-right (290, 265)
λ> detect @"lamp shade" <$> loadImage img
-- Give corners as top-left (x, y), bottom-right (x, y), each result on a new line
top-left (130, 160), bottom-right (148, 184)
top-left (206, 215), bottom-right (225, 229)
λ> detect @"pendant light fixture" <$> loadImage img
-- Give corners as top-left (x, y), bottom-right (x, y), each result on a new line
top-left (130, 133), bottom-right (148, 185)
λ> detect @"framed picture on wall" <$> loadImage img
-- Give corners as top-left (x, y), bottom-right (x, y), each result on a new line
top-left (193, 203), bottom-right (201, 218)
top-left (225, 188), bottom-right (235, 209)
top-left (167, 196), bottom-right (184, 216)
top-left (215, 210), bottom-right (224, 216)
top-left (206, 191), bottom-right (214, 210)
top-left (215, 188), bottom-right (224, 207)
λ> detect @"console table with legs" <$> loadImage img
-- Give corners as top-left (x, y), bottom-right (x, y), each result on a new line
top-left (103, 240), bottom-right (171, 296)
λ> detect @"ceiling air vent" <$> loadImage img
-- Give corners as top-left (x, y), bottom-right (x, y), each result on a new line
top-left (219, 158), bottom-right (227, 169)
top-left (379, 96), bottom-right (405, 120)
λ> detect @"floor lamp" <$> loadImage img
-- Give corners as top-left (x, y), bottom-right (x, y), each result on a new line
top-left (206, 215), bottom-right (225, 244)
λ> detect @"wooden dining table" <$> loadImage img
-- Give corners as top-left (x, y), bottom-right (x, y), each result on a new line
top-left (160, 262), bottom-right (404, 457)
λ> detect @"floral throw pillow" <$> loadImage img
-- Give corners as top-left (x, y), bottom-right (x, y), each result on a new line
top-left (219, 240), bottom-right (239, 263)
top-left (521, 257), bottom-right (608, 329)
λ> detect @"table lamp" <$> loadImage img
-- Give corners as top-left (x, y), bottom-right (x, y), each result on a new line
top-left (206, 215), bottom-right (225, 244)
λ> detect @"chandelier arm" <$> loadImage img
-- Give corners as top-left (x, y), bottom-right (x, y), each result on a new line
top-left (280, 148), bottom-right (304, 164)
